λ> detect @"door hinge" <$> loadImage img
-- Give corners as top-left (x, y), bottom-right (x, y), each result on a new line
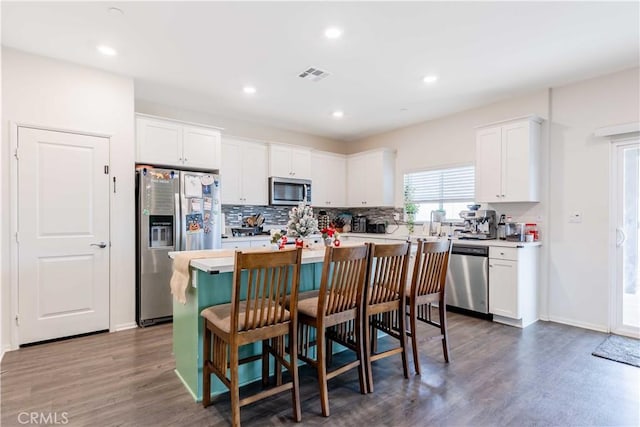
top-left (15, 314), bottom-right (19, 326)
top-left (14, 148), bottom-right (19, 160)
top-left (104, 165), bottom-right (109, 174)
top-left (15, 232), bottom-right (19, 244)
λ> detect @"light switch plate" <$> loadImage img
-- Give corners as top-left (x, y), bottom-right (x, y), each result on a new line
top-left (569, 212), bottom-right (582, 223)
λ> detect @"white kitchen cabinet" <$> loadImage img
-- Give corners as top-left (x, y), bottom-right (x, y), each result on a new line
top-left (347, 149), bottom-right (395, 207)
top-left (476, 116), bottom-right (541, 203)
top-left (136, 115), bottom-right (221, 170)
top-left (220, 138), bottom-right (268, 206)
top-left (250, 239), bottom-right (272, 248)
top-left (311, 151), bottom-right (347, 207)
top-left (269, 144), bottom-right (312, 179)
top-left (488, 246), bottom-right (539, 328)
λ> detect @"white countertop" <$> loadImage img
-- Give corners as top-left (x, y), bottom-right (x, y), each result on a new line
top-left (169, 246), bottom-right (330, 274)
top-left (341, 232), bottom-right (542, 248)
top-left (221, 235), bottom-right (272, 243)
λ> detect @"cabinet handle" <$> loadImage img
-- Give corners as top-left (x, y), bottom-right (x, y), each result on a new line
top-left (184, 157), bottom-right (188, 162)
top-left (179, 157), bottom-right (183, 161)
top-left (501, 194), bottom-right (505, 197)
top-left (496, 194), bottom-right (500, 198)
top-left (489, 264), bottom-right (493, 268)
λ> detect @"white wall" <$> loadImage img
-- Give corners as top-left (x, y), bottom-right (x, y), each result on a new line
top-left (347, 67), bottom-right (640, 332)
top-left (1, 48), bottom-right (136, 349)
top-left (135, 100), bottom-right (345, 154)
top-left (548, 68), bottom-right (639, 331)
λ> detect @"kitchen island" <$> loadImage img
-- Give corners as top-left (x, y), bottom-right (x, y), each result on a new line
top-left (170, 247), bottom-right (328, 402)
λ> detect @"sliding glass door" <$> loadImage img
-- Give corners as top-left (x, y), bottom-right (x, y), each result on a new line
top-left (612, 140), bottom-right (640, 337)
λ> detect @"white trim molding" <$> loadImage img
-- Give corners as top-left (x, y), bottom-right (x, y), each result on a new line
top-left (594, 122), bottom-right (640, 137)
top-left (112, 322), bottom-right (138, 332)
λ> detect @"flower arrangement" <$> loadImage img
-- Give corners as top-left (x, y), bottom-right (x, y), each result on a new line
top-left (286, 202), bottom-right (319, 238)
top-left (321, 227), bottom-right (341, 247)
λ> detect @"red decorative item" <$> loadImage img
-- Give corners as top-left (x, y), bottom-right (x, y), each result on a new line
top-left (333, 239), bottom-right (341, 247)
top-left (295, 238), bottom-right (304, 248)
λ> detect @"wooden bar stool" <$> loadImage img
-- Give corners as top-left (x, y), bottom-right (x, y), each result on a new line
top-left (286, 244), bottom-right (370, 417)
top-left (363, 241), bottom-right (411, 393)
top-left (406, 239), bottom-right (453, 374)
top-left (201, 248), bottom-right (303, 427)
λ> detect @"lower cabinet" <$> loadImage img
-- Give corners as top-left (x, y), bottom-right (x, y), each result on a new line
top-left (488, 246), bottom-right (539, 328)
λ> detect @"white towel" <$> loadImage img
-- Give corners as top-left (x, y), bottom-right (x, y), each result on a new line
top-left (170, 250), bottom-right (234, 304)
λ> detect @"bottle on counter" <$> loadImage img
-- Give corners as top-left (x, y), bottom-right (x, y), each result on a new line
top-left (497, 214), bottom-right (506, 240)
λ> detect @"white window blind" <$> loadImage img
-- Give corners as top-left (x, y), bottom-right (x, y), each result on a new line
top-left (404, 166), bottom-right (475, 202)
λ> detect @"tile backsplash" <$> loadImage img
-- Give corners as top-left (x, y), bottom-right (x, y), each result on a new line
top-left (222, 205), bottom-right (403, 228)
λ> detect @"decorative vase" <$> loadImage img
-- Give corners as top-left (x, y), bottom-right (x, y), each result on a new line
top-left (295, 238), bottom-right (304, 248)
top-left (324, 237), bottom-right (332, 247)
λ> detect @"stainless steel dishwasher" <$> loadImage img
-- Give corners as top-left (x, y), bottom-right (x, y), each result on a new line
top-left (445, 244), bottom-right (490, 316)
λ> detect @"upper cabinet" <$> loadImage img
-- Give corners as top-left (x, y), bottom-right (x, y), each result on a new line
top-left (136, 115), bottom-right (221, 170)
top-left (269, 144), bottom-right (312, 179)
top-left (475, 116), bottom-right (541, 203)
top-left (347, 149), bottom-right (395, 207)
top-left (311, 151), bottom-right (347, 208)
top-left (221, 137), bottom-right (269, 206)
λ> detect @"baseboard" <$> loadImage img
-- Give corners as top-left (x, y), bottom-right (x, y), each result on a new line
top-left (112, 322), bottom-right (138, 332)
top-left (1, 344), bottom-right (12, 363)
top-left (547, 315), bottom-right (608, 333)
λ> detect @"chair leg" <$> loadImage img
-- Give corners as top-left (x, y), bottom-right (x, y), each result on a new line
top-left (275, 336), bottom-right (283, 386)
top-left (398, 306), bottom-right (409, 379)
top-left (363, 313), bottom-right (374, 393)
top-left (202, 321), bottom-right (212, 408)
top-left (326, 337), bottom-right (333, 366)
top-left (230, 344), bottom-right (241, 427)
top-left (409, 303), bottom-right (421, 375)
top-left (288, 324), bottom-right (302, 422)
top-left (316, 327), bottom-right (330, 417)
top-left (371, 314), bottom-right (378, 354)
top-left (262, 339), bottom-right (269, 387)
top-left (439, 302), bottom-right (450, 363)
top-left (355, 315), bottom-right (368, 396)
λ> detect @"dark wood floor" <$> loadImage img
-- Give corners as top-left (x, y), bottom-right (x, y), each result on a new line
top-left (2, 313), bottom-right (639, 426)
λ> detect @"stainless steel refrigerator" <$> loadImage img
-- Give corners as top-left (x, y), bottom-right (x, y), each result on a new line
top-left (135, 166), bottom-right (221, 326)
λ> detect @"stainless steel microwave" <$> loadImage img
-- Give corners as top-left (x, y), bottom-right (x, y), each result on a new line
top-left (269, 177), bottom-right (312, 206)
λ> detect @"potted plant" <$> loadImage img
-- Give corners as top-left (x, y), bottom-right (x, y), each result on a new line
top-left (286, 202), bottom-right (319, 247)
top-left (404, 184), bottom-right (418, 235)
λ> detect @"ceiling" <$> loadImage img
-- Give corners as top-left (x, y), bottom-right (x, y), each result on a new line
top-left (2, 1), bottom-right (639, 141)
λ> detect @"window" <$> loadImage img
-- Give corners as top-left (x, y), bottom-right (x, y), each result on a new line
top-left (404, 165), bottom-right (475, 222)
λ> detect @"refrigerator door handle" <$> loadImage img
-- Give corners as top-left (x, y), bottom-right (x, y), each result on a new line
top-left (174, 193), bottom-right (181, 252)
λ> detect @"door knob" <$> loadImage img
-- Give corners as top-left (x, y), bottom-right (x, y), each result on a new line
top-left (90, 242), bottom-right (107, 248)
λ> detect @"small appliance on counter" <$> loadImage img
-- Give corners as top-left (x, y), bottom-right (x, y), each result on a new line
top-left (317, 210), bottom-right (330, 230)
top-left (366, 221), bottom-right (386, 234)
top-left (429, 209), bottom-right (447, 236)
top-left (352, 215), bottom-right (367, 233)
top-left (505, 222), bottom-right (526, 242)
top-left (457, 208), bottom-right (497, 240)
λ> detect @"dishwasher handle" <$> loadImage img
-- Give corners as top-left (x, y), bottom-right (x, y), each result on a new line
top-left (451, 244), bottom-right (489, 257)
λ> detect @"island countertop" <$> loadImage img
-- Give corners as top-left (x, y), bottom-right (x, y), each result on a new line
top-left (169, 246), bottom-right (332, 274)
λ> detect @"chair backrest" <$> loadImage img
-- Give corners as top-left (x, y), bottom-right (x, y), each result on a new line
top-left (409, 239), bottom-right (452, 299)
top-left (318, 245), bottom-right (369, 317)
top-left (367, 241), bottom-right (411, 305)
top-left (232, 248), bottom-right (303, 332)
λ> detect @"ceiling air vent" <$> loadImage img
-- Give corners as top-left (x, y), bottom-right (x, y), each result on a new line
top-left (298, 67), bottom-right (330, 82)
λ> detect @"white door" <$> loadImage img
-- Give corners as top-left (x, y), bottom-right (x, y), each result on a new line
top-left (17, 127), bottom-right (110, 344)
top-left (183, 126), bottom-right (221, 170)
top-left (269, 145), bottom-right (292, 177)
top-left (243, 142), bottom-right (269, 205)
top-left (220, 140), bottom-right (243, 204)
top-left (290, 147), bottom-right (311, 179)
top-left (135, 117), bottom-right (182, 166)
top-left (502, 121), bottom-right (531, 202)
top-left (612, 140), bottom-right (640, 338)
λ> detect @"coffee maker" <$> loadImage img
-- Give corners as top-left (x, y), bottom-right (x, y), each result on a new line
top-left (457, 209), bottom-right (497, 240)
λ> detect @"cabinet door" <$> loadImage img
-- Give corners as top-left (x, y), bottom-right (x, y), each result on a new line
top-left (311, 152), bottom-right (329, 207)
top-left (136, 118), bottom-right (182, 166)
top-left (242, 142), bottom-right (269, 205)
top-left (475, 126), bottom-right (503, 203)
top-left (220, 141), bottom-right (243, 204)
top-left (250, 239), bottom-right (271, 248)
top-left (327, 155), bottom-right (346, 206)
top-left (489, 259), bottom-right (519, 318)
top-left (347, 154), bottom-right (367, 207)
top-left (183, 126), bottom-right (221, 170)
top-left (502, 121), bottom-right (535, 202)
top-left (221, 240), bottom-right (251, 249)
top-left (269, 145), bottom-right (292, 177)
top-left (290, 148), bottom-right (312, 179)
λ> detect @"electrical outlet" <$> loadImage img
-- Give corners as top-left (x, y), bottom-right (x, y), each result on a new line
top-left (393, 213), bottom-right (400, 221)
top-left (568, 212), bottom-right (582, 223)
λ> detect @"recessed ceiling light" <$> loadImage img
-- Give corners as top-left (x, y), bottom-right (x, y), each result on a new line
top-left (423, 74), bottom-right (439, 84)
top-left (243, 86), bottom-right (256, 95)
top-left (332, 110), bottom-right (344, 119)
top-left (108, 7), bottom-right (124, 16)
top-left (324, 27), bottom-right (343, 39)
top-left (97, 45), bottom-right (117, 56)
